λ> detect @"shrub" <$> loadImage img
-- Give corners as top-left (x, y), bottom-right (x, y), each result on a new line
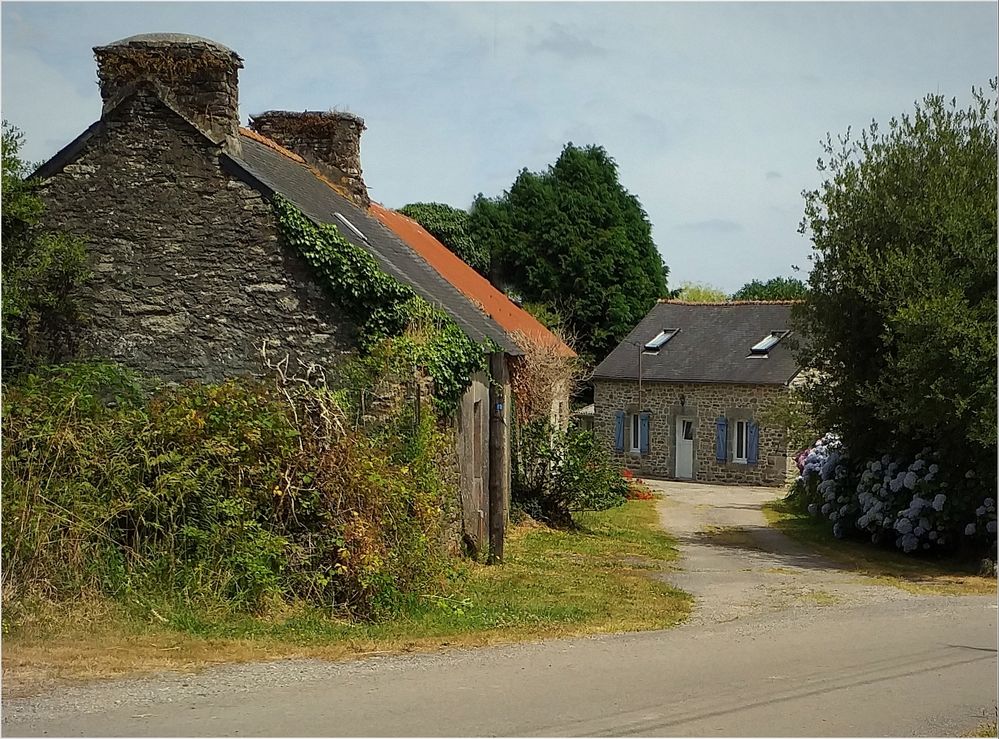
top-left (790, 433), bottom-right (998, 556)
top-left (796, 86), bottom-right (997, 514)
top-left (512, 421), bottom-right (628, 528)
top-left (1, 362), bottom-right (455, 618)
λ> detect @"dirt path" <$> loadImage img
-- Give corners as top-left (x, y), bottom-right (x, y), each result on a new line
top-left (650, 480), bottom-right (914, 624)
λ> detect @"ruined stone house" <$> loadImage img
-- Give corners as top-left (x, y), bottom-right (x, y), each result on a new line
top-left (592, 301), bottom-right (801, 487)
top-left (32, 32), bottom-right (573, 550)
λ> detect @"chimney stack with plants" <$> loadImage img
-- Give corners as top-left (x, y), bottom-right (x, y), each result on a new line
top-left (249, 110), bottom-right (369, 207)
top-left (93, 33), bottom-right (244, 154)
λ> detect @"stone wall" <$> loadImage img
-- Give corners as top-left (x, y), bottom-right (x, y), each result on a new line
top-left (593, 379), bottom-right (796, 487)
top-left (38, 91), bottom-right (356, 383)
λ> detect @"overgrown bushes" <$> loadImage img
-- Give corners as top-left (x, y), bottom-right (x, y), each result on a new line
top-left (512, 421), bottom-right (628, 528)
top-left (795, 86), bottom-right (997, 511)
top-left (787, 86), bottom-right (997, 562)
top-left (1, 361), bottom-right (456, 618)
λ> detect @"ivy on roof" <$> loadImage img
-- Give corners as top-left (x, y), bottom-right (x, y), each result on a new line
top-left (272, 194), bottom-right (488, 410)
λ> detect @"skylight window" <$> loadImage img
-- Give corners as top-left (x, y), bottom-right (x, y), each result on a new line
top-left (750, 331), bottom-right (790, 355)
top-left (334, 212), bottom-right (368, 242)
top-left (644, 328), bottom-right (679, 353)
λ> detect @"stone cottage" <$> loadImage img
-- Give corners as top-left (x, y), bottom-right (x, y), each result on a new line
top-left (31, 32), bottom-right (572, 551)
top-left (592, 301), bottom-right (801, 486)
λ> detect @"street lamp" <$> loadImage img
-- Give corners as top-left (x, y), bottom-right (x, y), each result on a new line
top-left (623, 328), bottom-right (678, 412)
top-left (623, 339), bottom-right (659, 413)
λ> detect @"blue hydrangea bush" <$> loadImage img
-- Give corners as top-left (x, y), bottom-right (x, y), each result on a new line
top-left (792, 434), bottom-right (997, 555)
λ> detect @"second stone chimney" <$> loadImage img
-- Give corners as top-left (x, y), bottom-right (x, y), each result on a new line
top-left (249, 110), bottom-right (369, 207)
top-left (94, 33), bottom-right (243, 154)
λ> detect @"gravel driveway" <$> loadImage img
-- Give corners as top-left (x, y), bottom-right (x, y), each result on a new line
top-left (649, 479), bottom-right (915, 624)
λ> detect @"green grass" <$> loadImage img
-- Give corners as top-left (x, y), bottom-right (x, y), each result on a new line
top-left (3, 500), bottom-right (692, 696)
top-left (763, 498), bottom-right (996, 596)
top-left (967, 721), bottom-right (998, 738)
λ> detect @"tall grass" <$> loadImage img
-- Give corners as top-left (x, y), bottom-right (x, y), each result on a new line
top-left (2, 362), bottom-right (457, 619)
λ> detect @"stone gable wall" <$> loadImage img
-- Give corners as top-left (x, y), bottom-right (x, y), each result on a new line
top-left (593, 378), bottom-right (796, 487)
top-left (38, 92), bottom-right (356, 382)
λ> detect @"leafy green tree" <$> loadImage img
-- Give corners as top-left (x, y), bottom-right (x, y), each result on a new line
top-left (2, 122), bottom-right (89, 374)
top-left (469, 143), bottom-right (669, 361)
top-left (676, 281), bottom-right (728, 302)
top-left (521, 302), bottom-right (565, 333)
top-left (732, 276), bottom-right (808, 301)
top-left (397, 202), bottom-right (489, 275)
top-left (796, 85), bottom-right (997, 498)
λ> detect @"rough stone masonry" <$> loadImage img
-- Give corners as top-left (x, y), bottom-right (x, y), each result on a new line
top-left (594, 378), bottom-right (797, 486)
top-left (37, 34), bottom-right (355, 382)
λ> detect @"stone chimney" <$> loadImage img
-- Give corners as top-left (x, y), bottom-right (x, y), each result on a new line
top-left (94, 33), bottom-right (243, 154)
top-left (249, 111), bottom-right (369, 207)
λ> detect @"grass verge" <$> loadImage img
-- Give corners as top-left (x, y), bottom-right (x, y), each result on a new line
top-left (967, 721), bottom-right (998, 738)
top-left (2, 499), bottom-right (691, 698)
top-left (763, 498), bottom-right (996, 596)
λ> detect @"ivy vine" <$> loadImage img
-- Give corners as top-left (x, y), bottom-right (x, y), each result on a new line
top-left (272, 194), bottom-right (488, 411)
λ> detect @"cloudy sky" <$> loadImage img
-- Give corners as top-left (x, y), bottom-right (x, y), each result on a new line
top-left (2, 2), bottom-right (995, 293)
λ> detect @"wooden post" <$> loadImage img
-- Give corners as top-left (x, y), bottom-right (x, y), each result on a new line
top-left (488, 351), bottom-right (508, 564)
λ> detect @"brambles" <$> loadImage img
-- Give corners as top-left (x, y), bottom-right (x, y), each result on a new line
top-left (1, 360), bottom-right (456, 619)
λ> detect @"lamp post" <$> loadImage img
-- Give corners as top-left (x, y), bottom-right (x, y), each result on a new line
top-left (623, 339), bottom-right (653, 412)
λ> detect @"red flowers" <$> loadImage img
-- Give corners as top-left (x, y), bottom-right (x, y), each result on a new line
top-left (622, 469), bottom-right (655, 500)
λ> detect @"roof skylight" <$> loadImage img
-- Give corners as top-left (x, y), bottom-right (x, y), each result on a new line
top-left (334, 212), bottom-right (368, 242)
top-left (644, 328), bottom-right (679, 353)
top-left (750, 331), bottom-right (790, 355)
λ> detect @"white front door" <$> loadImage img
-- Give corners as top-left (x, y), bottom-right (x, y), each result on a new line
top-left (675, 417), bottom-right (694, 479)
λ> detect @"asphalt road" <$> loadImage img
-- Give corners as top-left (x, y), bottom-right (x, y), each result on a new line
top-left (4, 484), bottom-right (996, 737)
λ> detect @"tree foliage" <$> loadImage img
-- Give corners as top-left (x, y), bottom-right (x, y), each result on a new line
top-left (795, 84), bottom-right (997, 502)
top-left (398, 202), bottom-right (489, 275)
top-left (468, 143), bottom-right (669, 362)
top-left (676, 281), bottom-right (728, 302)
top-left (1, 122), bottom-right (89, 374)
top-left (732, 276), bottom-right (808, 301)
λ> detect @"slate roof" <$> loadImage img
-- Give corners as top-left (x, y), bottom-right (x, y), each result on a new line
top-left (225, 132), bottom-right (523, 354)
top-left (592, 301), bottom-right (801, 385)
top-left (34, 89), bottom-right (574, 357)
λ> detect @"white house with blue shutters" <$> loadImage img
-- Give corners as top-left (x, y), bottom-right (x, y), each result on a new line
top-left (593, 301), bottom-right (802, 487)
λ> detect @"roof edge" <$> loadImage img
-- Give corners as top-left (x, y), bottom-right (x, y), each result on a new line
top-left (657, 299), bottom-right (804, 306)
top-left (591, 374), bottom-right (796, 386)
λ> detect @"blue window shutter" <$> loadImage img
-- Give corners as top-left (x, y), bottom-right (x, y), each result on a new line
top-left (639, 413), bottom-right (651, 455)
top-left (747, 421), bottom-right (760, 464)
top-left (715, 417), bottom-right (728, 462)
top-left (614, 411), bottom-right (625, 452)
